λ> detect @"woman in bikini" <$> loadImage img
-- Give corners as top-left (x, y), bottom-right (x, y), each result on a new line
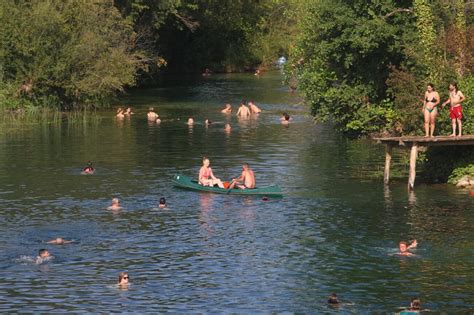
top-left (199, 157), bottom-right (225, 188)
top-left (422, 83), bottom-right (440, 137)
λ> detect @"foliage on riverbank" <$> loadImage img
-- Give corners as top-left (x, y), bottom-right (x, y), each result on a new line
top-left (0, 1), bottom-right (144, 110)
top-left (290, 0), bottom-right (474, 137)
top-left (0, 0), bottom-right (297, 109)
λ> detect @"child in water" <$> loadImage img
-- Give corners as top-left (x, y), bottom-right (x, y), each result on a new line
top-left (398, 240), bottom-right (417, 256)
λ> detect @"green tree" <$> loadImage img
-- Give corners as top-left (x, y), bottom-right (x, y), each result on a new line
top-left (0, 0), bottom-right (142, 110)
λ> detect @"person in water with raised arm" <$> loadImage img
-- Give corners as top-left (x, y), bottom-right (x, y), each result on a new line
top-left (228, 163), bottom-right (256, 190)
top-left (398, 239), bottom-right (417, 256)
top-left (422, 83), bottom-right (440, 137)
top-left (199, 157), bottom-right (225, 188)
top-left (236, 100), bottom-right (250, 118)
top-left (248, 100), bottom-right (262, 114)
top-left (221, 103), bottom-right (232, 114)
top-left (442, 82), bottom-right (466, 136)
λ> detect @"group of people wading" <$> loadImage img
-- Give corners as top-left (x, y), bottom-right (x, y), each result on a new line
top-left (423, 82), bottom-right (466, 137)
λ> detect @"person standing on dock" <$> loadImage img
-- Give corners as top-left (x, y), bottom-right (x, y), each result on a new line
top-left (442, 83), bottom-right (465, 137)
top-left (422, 83), bottom-right (440, 137)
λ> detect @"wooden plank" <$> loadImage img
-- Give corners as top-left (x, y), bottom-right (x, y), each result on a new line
top-left (384, 144), bottom-right (392, 185)
top-left (408, 143), bottom-right (418, 190)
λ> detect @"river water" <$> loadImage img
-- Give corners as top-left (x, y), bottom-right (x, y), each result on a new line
top-left (0, 72), bottom-right (473, 313)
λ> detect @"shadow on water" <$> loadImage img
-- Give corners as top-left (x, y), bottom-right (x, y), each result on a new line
top-left (0, 72), bottom-right (473, 312)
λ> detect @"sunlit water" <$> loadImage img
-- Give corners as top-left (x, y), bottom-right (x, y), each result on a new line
top-left (0, 72), bottom-right (473, 313)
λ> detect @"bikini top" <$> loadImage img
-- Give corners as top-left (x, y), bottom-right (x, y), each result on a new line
top-left (425, 97), bottom-right (437, 102)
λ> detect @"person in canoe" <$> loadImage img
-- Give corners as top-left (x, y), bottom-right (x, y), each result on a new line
top-left (199, 157), bottom-right (225, 188)
top-left (228, 163), bottom-right (256, 190)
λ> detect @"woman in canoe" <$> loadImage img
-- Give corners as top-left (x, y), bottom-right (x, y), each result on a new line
top-left (199, 157), bottom-right (225, 188)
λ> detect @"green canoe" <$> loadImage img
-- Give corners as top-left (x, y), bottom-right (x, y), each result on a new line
top-left (172, 174), bottom-right (283, 196)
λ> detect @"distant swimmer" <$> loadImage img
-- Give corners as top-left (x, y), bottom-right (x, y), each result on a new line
top-left (221, 103), bottom-right (232, 114)
top-left (236, 100), bottom-right (250, 118)
top-left (224, 123), bottom-right (232, 132)
top-left (47, 238), bottom-right (72, 245)
top-left (81, 161), bottom-right (95, 175)
top-left (147, 107), bottom-right (159, 121)
top-left (108, 198), bottom-right (122, 211)
top-left (398, 240), bottom-right (417, 256)
top-left (199, 157), bottom-right (225, 188)
top-left (228, 163), bottom-right (256, 190)
top-left (124, 107), bottom-right (134, 116)
top-left (36, 249), bottom-right (52, 264)
top-left (205, 119), bottom-right (212, 126)
top-left (158, 197), bottom-right (167, 209)
top-left (187, 117), bottom-right (194, 125)
top-left (156, 117), bottom-right (162, 124)
top-left (280, 112), bottom-right (291, 124)
top-left (328, 293), bottom-right (339, 305)
top-left (116, 108), bottom-right (125, 119)
top-left (118, 272), bottom-right (129, 287)
top-left (248, 100), bottom-right (262, 114)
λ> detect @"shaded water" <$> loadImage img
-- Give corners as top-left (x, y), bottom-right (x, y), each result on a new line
top-left (1, 72), bottom-right (473, 313)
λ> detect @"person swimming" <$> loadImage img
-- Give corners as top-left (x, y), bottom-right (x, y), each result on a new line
top-left (224, 123), bottom-right (231, 132)
top-left (221, 103), bottom-right (232, 114)
top-left (82, 161), bottom-right (95, 175)
top-left (248, 101), bottom-right (262, 114)
top-left (158, 197), bottom-right (167, 209)
top-left (124, 107), bottom-right (134, 116)
top-left (398, 239), bottom-right (417, 256)
top-left (187, 117), bottom-right (194, 125)
top-left (118, 272), bottom-right (129, 287)
top-left (116, 108), bottom-right (125, 119)
top-left (108, 198), bottom-right (122, 211)
top-left (328, 293), bottom-right (339, 305)
top-left (147, 107), bottom-right (159, 121)
top-left (47, 238), bottom-right (72, 245)
top-left (236, 100), bottom-right (250, 118)
top-left (280, 112), bottom-right (291, 124)
top-left (35, 249), bottom-right (52, 264)
top-left (205, 119), bottom-right (212, 126)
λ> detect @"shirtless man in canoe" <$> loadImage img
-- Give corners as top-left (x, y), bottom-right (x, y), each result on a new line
top-left (228, 163), bottom-right (256, 190)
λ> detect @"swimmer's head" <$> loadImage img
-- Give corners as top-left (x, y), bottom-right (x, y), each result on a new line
top-left (38, 249), bottom-right (50, 258)
top-left (187, 117), bottom-right (194, 124)
top-left (242, 163), bottom-right (249, 170)
top-left (149, 107), bottom-right (154, 112)
top-left (118, 272), bottom-right (129, 285)
top-left (283, 113), bottom-right (290, 121)
top-left (240, 99), bottom-right (247, 106)
top-left (224, 123), bottom-right (231, 130)
top-left (112, 198), bottom-right (120, 205)
top-left (55, 238), bottom-right (64, 243)
top-left (205, 119), bottom-right (212, 125)
top-left (225, 103), bottom-right (231, 109)
top-left (399, 241), bottom-right (408, 252)
top-left (328, 293), bottom-right (339, 304)
top-left (159, 197), bottom-right (166, 208)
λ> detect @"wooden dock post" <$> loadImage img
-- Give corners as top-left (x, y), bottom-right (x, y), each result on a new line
top-left (384, 144), bottom-right (392, 185)
top-left (408, 143), bottom-right (418, 190)
top-left (375, 135), bottom-right (474, 190)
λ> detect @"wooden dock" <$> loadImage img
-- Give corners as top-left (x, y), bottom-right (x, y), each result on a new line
top-left (374, 135), bottom-right (474, 190)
